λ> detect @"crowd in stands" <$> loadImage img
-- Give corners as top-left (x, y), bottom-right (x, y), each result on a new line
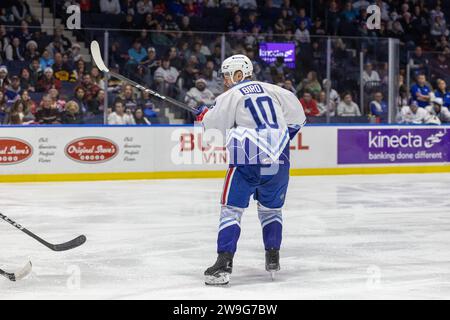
top-left (0, 0), bottom-right (450, 125)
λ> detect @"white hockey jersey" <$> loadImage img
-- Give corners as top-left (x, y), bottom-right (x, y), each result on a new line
top-left (202, 80), bottom-right (306, 164)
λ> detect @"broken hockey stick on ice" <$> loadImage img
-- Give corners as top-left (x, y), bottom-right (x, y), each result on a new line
top-left (0, 213), bottom-right (86, 252)
top-left (90, 40), bottom-right (197, 114)
top-left (0, 261), bottom-right (32, 281)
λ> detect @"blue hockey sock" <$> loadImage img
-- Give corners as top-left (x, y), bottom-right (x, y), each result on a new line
top-left (258, 203), bottom-right (283, 250)
top-left (217, 205), bottom-right (244, 254)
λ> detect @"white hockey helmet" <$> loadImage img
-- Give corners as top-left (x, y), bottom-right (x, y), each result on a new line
top-left (221, 54), bottom-right (253, 85)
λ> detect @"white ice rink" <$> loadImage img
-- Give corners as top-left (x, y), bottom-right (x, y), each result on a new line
top-left (1, 173), bottom-right (450, 300)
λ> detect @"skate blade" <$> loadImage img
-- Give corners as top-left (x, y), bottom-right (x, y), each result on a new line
top-left (270, 271), bottom-right (276, 281)
top-left (205, 273), bottom-right (230, 286)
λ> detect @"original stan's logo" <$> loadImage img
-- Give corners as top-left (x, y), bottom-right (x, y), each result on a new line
top-left (65, 137), bottom-right (118, 163)
top-left (0, 138), bottom-right (33, 165)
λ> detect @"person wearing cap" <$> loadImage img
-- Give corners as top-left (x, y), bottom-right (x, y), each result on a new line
top-left (36, 67), bottom-right (61, 92)
top-left (425, 97), bottom-right (450, 123)
top-left (5, 75), bottom-right (22, 100)
top-left (0, 66), bottom-right (9, 90)
top-left (24, 40), bottom-right (39, 61)
top-left (400, 101), bottom-right (431, 124)
top-left (70, 43), bottom-right (82, 62)
top-left (185, 78), bottom-right (215, 110)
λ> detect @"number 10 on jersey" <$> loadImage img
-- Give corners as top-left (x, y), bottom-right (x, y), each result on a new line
top-left (244, 96), bottom-right (279, 130)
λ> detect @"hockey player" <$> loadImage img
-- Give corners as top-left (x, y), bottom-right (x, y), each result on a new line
top-left (196, 55), bottom-right (306, 285)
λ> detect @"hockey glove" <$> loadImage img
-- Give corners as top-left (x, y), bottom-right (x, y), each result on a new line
top-left (195, 105), bottom-right (209, 122)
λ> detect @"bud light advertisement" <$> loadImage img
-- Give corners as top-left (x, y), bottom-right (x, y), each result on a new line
top-left (259, 43), bottom-right (296, 68)
top-left (338, 128), bottom-right (450, 164)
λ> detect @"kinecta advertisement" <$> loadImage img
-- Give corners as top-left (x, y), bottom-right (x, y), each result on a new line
top-left (338, 128), bottom-right (450, 164)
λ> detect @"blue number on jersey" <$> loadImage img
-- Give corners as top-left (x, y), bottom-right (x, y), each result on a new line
top-left (244, 96), bottom-right (279, 130)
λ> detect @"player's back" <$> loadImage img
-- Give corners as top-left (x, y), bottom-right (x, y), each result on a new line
top-left (203, 80), bottom-right (306, 165)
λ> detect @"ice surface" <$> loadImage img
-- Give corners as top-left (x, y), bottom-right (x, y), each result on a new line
top-left (1, 173), bottom-right (450, 299)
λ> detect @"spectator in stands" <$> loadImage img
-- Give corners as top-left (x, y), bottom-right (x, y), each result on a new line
top-left (48, 88), bottom-right (66, 111)
top-left (0, 65), bottom-right (9, 91)
top-left (20, 89), bottom-right (37, 115)
top-left (12, 0), bottom-right (31, 22)
top-left (399, 101), bottom-right (431, 124)
top-left (88, 89), bottom-right (105, 116)
top-left (137, 0), bottom-right (153, 15)
top-left (70, 43), bottom-right (82, 62)
top-left (430, 15), bottom-right (449, 39)
top-left (409, 46), bottom-right (428, 75)
top-left (138, 90), bottom-right (159, 122)
top-left (300, 91), bottom-right (320, 117)
top-left (362, 62), bottom-right (381, 86)
top-left (52, 52), bottom-right (74, 82)
top-left (317, 90), bottom-right (336, 116)
top-left (184, 78), bottom-right (215, 109)
top-left (426, 98), bottom-right (450, 124)
top-left (295, 21), bottom-right (311, 44)
top-left (0, 91), bottom-right (7, 124)
top-left (184, 0), bottom-right (203, 17)
top-left (430, 53), bottom-right (450, 82)
top-left (72, 87), bottom-right (88, 114)
top-left (24, 40), bottom-right (39, 61)
top-left (122, 0), bottom-right (136, 15)
top-left (37, 68), bottom-right (61, 93)
top-left (108, 100), bottom-right (136, 125)
top-left (90, 67), bottom-right (105, 89)
top-left (282, 79), bottom-right (296, 94)
top-left (5, 37), bottom-right (25, 61)
top-left (0, 8), bottom-right (14, 25)
top-left (270, 56), bottom-right (291, 84)
top-left (100, 0), bottom-right (122, 15)
top-left (35, 94), bottom-right (61, 125)
top-left (53, 27), bottom-right (72, 52)
top-left (370, 91), bottom-right (388, 122)
top-left (39, 50), bottom-right (54, 70)
top-left (61, 101), bottom-right (84, 124)
top-left (5, 99), bottom-right (35, 125)
top-left (73, 59), bottom-right (86, 81)
top-left (5, 76), bottom-right (22, 100)
top-left (186, 41), bottom-right (207, 66)
top-left (337, 92), bottom-right (361, 117)
top-left (151, 23), bottom-right (174, 46)
top-left (28, 57), bottom-right (42, 85)
top-left (435, 79), bottom-right (450, 108)
top-left (154, 58), bottom-right (179, 97)
top-left (79, 74), bottom-right (100, 104)
top-left (117, 84), bottom-right (138, 110)
top-left (133, 108), bottom-right (151, 125)
top-left (410, 74), bottom-right (431, 108)
top-left (297, 71), bottom-right (321, 97)
top-left (323, 79), bottom-right (341, 108)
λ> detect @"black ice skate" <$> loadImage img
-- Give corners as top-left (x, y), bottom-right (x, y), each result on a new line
top-left (265, 249), bottom-right (280, 280)
top-left (204, 252), bottom-right (234, 286)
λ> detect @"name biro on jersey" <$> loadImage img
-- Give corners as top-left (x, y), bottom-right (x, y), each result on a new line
top-left (240, 84), bottom-right (264, 95)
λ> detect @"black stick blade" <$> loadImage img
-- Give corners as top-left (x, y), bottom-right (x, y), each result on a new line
top-left (51, 235), bottom-right (87, 251)
top-left (0, 261), bottom-right (32, 281)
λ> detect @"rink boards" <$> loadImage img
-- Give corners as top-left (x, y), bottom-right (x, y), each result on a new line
top-left (0, 125), bottom-right (449, 182)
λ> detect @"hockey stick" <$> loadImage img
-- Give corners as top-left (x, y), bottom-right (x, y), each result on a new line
top-left (0, 213), bottom-right (86, 252)
top-left (90, 41), bottom-right (197, 113)
top-left (0, 262), bottom-right (32, 281)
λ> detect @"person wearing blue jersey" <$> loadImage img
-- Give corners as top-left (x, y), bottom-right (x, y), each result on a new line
top-left (410, 74), bottom-right (431, 108)
top-left (196, 55), bottom-right (306, 285)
